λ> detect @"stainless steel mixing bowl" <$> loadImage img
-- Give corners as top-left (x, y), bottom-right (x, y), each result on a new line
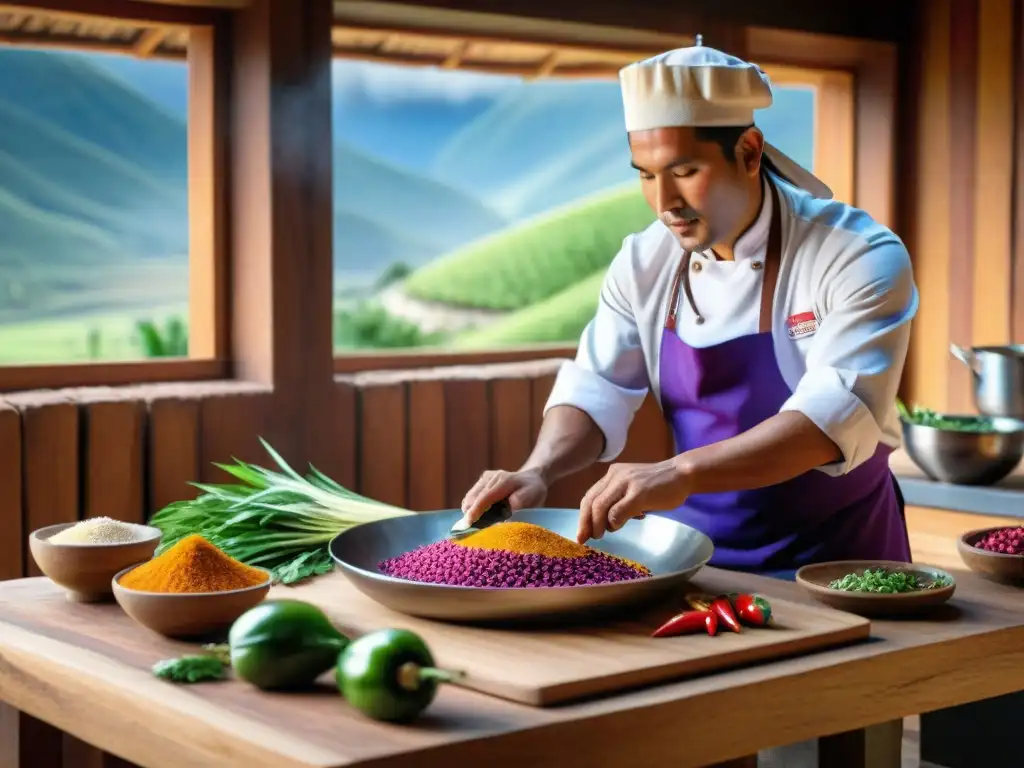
top-left (329, 508), bottom-right (714, 624)
top-left (901, 417), bottom-right (1024, 486)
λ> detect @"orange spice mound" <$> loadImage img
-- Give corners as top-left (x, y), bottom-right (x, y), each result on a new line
top-left (118, 534), bottom-right (268, 594)
top-left (453, 521), bottom-right (651, 575)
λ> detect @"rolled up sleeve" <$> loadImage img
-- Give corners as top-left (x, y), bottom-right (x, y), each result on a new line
top-left (544, 237), bottom-right (650, 461)
top-left (779, 236), bottom-right (918, 476)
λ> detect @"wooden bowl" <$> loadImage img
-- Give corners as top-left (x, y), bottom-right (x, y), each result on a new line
top-left (795, 560), bottom-right (957, 617)
top-left (958, 526), bottom-right (1024, 584)
top-left (111, 564), bottom-right (272, 639)
top-left (29, 523), bottom-right (162, 603)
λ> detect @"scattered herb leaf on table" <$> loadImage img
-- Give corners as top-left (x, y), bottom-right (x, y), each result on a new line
top-left (152, 654), bottom-right (227, 684)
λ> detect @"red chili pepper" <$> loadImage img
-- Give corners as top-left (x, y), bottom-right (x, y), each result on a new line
top-left (652, 609), bottom-right (718, 638)
top-left (727, 593), bottom-right (773, 627)
top-left (710, 597), bottom-right (742, 633)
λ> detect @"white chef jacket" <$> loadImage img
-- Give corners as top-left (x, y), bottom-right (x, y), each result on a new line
top-left (544, 173), bottom-right (919, 476)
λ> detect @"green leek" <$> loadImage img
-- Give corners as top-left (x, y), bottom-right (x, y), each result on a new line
top-left (149, 438), bottom-right (415, 584)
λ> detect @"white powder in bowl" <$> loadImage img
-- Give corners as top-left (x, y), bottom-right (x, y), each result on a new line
top-left (49, 517), bottom-right (152, 546)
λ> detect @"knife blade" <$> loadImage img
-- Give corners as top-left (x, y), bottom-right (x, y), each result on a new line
top-left (448, 498), bottom-right (514, 540)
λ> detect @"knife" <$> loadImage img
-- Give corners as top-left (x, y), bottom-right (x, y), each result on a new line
top-left (448, 498), bottom-right (514, 540)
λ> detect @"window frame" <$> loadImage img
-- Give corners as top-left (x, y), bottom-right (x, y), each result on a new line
top-left (0, 0), bottom-right (230, 392)
top-left (331, 30), bottom-right (877, 374)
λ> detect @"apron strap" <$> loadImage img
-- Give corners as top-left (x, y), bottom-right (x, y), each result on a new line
top-left (664, 181), bottom-right (784, 333)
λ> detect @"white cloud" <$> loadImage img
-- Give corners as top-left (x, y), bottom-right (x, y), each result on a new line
top-left (331, 60), bottom-right (519, 104)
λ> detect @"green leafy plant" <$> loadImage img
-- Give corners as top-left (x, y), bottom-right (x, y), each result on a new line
top-left (332, 302), bottom-right (447, 350)
top-left (135, 315), bottom-right (189, 358)
top-left (148, 438), bottom-right (414, 584)
top-left (85, 327), bottom-right (103, 360)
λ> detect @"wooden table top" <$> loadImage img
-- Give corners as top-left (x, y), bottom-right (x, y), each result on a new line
top-left (1, 567), bottom-right (1023, 768)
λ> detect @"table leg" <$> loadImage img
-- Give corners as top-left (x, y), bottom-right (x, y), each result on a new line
top-left (0, 705), bottom-right (137, 768)
top-left (920, 691), bottom-right (1024, 768)
top-left (0, 706), bottom-right (62, 768)
top-left (818, 719), bottom-right (903, 768)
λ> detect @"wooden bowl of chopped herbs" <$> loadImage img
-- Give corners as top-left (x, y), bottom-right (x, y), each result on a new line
top-left (795, 561), bottom-right (956, 617)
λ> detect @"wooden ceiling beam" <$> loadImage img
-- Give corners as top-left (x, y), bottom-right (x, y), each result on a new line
top-left (331, 47), bottom-right (619, 78)
top-left (530, 50), bottom-right (560, 79)
top-left (0, 0), bottom-right (218, 26)
top-left (0, 28), bottom-right (181, 58)
top-left (355, 0), bottom-right (910, 43)
top-left (441, 38), bottom-right (469, 68)
top-left (332, 21), bottom-right (673, 62)
top-left (133, 26), bottom-right (167, 56)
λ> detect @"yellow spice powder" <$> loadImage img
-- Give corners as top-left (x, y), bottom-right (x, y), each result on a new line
top-left (454, 521), bottom-right (651, 574)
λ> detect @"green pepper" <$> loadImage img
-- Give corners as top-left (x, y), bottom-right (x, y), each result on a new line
top-left (335, 628), bottom-right (461, 723)
top-left (229, 600), bottom-right (349, 690)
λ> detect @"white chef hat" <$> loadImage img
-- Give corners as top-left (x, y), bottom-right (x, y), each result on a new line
top-left (619, 39), bottom-right (833, 200)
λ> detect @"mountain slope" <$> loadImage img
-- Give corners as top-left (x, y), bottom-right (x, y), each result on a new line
top-left (333, 141), bottom-right (506, 265)
top-left (0, 50), bottom-right (189, 267)
top-left (430, 80), bottom-right (635, 220)
top-left (402, 183), bottom-right (654, 310)
top-left (0, 50), bottom-right (187, 183)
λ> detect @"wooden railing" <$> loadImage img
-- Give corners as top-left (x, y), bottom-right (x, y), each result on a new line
top-left (0, 359), bottom-right (677, 583)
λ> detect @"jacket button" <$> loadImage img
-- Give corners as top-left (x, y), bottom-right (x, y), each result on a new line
top-left (751, 260), bottom-right (763, 270)
top-left (692, 261), bottom-right (703, 272)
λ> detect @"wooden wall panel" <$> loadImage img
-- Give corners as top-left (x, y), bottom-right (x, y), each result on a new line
top-left (357, 381), bottom-right (408, 507)
top-left (5, 393), bottom-right (79, 578)
top-left (0, 400), bottom-right (21, 582)
top-left (947, 0), bottom-right (979, 413)
top-left (971, 0), bottom-right (1014, 349)
top-left (147, 396), bottom-right (201, 516)
top-left (903, 0), bottom-right (1019, 411)
top-left (1014, 0), bottom-right (1024, 343)
top-left (198, 389), bottom-right (275, 484)
top-left (442, 379), bottom-right (491, 509)
top-left (489, 378), bottom-right (534, 475)
top-left (325, 382), bottom-right (359, 492)
top-left (79, 393), bottom-right (146, 525)
top-left (407, 380), bottom-right (447, 511)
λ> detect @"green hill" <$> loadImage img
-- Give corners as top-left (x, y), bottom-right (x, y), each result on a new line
top-left (451, 269), bottom-right (605, 348)
top-left (401, 183), bottom-right (655, 310)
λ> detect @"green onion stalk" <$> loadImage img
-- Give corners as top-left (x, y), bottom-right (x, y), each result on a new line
top-left (149, 438), bottom-right (415, 584)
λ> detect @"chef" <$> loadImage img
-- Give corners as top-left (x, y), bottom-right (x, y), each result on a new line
top-left (459, 41), bottom-right (918, 576)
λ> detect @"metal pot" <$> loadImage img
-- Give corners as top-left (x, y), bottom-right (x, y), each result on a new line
top-left (950, 344), bottom-right (1024, 418)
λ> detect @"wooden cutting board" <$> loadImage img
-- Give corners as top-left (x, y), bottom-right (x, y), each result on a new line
top-left (286, 570), bottom-right (870, 707)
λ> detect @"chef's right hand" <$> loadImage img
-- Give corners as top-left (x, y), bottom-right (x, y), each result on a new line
top-left (460, 468), bottom-right (548, 525)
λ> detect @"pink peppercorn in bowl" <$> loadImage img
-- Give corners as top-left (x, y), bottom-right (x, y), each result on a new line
top-left (958, 526), bottom-right (1024, 584)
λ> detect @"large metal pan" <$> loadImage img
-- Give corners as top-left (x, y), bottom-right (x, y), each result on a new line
top-left (329, 508), bottom-right (713, 624)
top-left (951, 344), bottom-right (1024, 418)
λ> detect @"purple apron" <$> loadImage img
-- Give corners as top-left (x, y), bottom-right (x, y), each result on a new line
top-left (656, 182), bottom-right (911, 572)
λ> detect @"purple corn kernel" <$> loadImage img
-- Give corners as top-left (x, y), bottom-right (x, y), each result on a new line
top-left (378, 540), bottom-right (649, 588)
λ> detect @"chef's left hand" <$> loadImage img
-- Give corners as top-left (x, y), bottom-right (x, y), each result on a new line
top-left (577, 459), bottom-right (691, 543)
